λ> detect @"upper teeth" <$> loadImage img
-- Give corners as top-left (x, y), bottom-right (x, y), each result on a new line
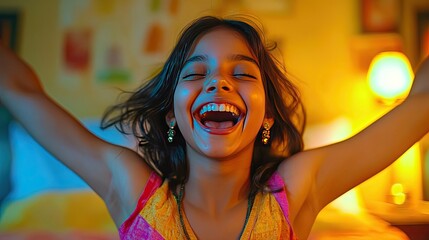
top-left (199, 103), bottom-right (240, 116)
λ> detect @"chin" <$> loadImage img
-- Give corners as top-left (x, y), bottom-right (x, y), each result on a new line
top-left (199, 144), bottom-right (238, 158)
top-left (195, 140), bottom-right (255, 161)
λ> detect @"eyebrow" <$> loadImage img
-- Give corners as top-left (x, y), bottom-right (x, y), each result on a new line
top-left (228, 54), bottom-right (259, 67)
top-left (183, 54), bottom-right (259, 68)
top-left (183, 55), bottom-right (207, 66)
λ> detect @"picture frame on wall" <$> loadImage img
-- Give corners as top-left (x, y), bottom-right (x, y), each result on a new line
top-left (0, 10), bottom-right (20, 52)
top-left (361, 0), bottom-right (402, 33)
top-left (0, 10), bottom-right (19, 116)
top-left (417, 10), bottom-right (429, 61)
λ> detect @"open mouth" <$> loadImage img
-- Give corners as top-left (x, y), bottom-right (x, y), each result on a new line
top-left (196, 103), bottom-right (242, 129)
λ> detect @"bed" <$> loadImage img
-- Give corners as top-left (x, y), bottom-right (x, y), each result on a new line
top-left (0, 120), bottom-right (409, 239)
top-left (0, 120), bottom-right (127, 240)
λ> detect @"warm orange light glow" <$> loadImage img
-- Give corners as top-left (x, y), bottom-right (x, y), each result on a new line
top-left (331, 189), bottom-right (364, 214)
top-left (390, 183), bottom-right (406, 205)
top-left (367, 52), bottom-right (414, 103)
top-left (391, 143), bottom-right (423, 206)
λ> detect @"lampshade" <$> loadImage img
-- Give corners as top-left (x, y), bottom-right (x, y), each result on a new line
top-left (367, 52), bottom-right (414, 103)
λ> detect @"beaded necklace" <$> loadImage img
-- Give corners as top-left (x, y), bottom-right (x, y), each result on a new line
top-left (174, 184), bottom-right (255, 240)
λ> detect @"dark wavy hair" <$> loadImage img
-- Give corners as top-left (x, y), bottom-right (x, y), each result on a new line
top-left (101, 16), bottom-right (305, 197)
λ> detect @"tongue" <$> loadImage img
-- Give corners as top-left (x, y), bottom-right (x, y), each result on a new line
top-left (204, 121), bottom-right (234, 129)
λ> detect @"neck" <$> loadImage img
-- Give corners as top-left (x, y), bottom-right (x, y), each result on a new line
top-left (184, 143), bottom-right (254, 215)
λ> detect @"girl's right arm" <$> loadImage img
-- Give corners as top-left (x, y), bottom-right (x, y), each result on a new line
top-left (0, 42), bottom-right (152, 226)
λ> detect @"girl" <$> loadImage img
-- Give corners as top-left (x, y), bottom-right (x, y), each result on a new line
top-left (0, 16), bottom-right (428, 240)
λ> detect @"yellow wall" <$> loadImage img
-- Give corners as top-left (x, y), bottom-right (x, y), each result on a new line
top-left (1, 0), bottom-right (428, 125)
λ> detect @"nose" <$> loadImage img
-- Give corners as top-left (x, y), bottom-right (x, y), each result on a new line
top-left (204, 78), bottom-right (233, 93)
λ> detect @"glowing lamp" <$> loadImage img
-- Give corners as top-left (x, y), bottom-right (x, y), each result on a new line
top-left (391, 183), bottom-right (406, 205)
top-left (367, 52), bottom-right (414, 103)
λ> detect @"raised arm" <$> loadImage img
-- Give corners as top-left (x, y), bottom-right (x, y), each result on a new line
top-left (0, 42), bottom-right (151, 225)
top-left (280, 57), bottom-right (429, 224)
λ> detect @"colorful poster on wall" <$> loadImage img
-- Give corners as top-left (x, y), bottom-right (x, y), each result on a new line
top-left (59, 0), bottom-right (177, 86)
top-left (96, 43), bottom-right (131, 84)
top-left (63, 28), bottom-right (92, 72)
top-left (417, 11), bottom-right (429, 61)
top-left (361, 0), bottom-right (402, 33)
top-left (0, 10), bottom-right (19, 51)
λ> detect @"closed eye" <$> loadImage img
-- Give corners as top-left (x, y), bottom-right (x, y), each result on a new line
top-left (233, 73), bottom-right (257, 79)
top-left (183, 73), bottom-right (206, 80)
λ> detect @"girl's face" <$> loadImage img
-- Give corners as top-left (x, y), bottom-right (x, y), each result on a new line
top-left (173, 27), bottom-right (266, 159)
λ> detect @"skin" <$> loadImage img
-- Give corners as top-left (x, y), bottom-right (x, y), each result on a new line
top-left (170, 28), bottom-right (272, 238)
top-left (1, 26), bottom-right (428, 239)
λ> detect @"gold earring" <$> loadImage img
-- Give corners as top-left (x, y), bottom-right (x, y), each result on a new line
top-left (262, 122), bottom-right (270, 145)
top-left (167, 122), bottom-right (176, 143)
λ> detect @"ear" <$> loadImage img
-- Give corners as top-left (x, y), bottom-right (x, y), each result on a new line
top-left (263, 115), bottom-right (274, 129)
top-left (165, 110), bottom-right (176, 127)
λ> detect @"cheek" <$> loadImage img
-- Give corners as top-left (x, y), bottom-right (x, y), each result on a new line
top-left (174, 85), bottom-right (192, 108)
top-left (241, 85), bottom-right (266, 129)
top-left (246, 85), bottom-right (266, 112)
top-left (173, 84), bottom-right (199, 127)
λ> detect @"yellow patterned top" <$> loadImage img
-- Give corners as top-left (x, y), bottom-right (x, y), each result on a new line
top-left (119, 172), bottom-right (296, 240)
